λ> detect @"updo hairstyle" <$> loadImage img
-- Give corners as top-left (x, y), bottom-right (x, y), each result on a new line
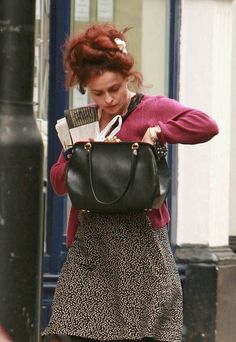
top-left (63, 23), bottom-right (143, 94)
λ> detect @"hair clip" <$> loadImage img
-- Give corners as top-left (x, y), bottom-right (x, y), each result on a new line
top-left (114, 38), bottom-right (128, 54)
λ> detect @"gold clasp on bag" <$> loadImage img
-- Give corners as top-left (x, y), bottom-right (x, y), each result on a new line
top-left (84, 142), bottom-right (92, 152)
top-left (104, 136), bottom-right (121, 143)
top-left (132, 142), bottom-right (139, 155)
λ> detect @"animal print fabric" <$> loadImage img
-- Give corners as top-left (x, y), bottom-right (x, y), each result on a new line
top-left (43, 212), bottom-right (183, 342)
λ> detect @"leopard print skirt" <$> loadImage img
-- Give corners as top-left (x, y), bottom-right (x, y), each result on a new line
top-left (43, 212), bottom-right (183, 342)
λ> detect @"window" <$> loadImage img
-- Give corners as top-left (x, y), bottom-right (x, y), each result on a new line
top-left (69, 0), bottom-right (170, 109)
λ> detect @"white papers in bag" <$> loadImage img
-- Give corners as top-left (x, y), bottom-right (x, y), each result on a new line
top-left (55, 108), bottom-right (123, 150)
top-left (70, 121), bottom-right (100, 142)
top-left (55, 118), bottom-right (73, 150)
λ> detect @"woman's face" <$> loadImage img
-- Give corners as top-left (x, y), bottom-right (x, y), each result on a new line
top-left (86, 71), bottom-right (130, 117)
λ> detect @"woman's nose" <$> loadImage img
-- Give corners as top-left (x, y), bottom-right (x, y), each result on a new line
top-left (104, 92), bottom-right (113, 104)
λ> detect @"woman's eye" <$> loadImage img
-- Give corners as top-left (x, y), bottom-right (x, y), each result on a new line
top-left (110, 86), bottom-right (120, 92)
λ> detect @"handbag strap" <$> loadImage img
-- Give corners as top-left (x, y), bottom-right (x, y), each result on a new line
top-left (87, 143), bottom-right (139, 205)
top-left (95, 115), bottom-right (122, 141)
top-left (122, 93), bottom-right (144, 123)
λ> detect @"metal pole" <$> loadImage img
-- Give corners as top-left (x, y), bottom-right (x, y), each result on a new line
top-left (0, 1), bottom-right (44, 341)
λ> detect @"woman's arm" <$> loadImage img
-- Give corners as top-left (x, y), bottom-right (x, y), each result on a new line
top-left (146, 97), bottom-right (219, 145)
top-left (50, 151), bottom-right (68, 195)
top-left (157, 110), bottom-right (219, 145)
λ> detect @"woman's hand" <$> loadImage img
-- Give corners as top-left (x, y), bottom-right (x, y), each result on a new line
top-left (142, 126), bottom-right (161, 145)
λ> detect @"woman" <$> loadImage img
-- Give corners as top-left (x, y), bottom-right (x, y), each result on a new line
top-left (43, 23), bottom-right (219, 342)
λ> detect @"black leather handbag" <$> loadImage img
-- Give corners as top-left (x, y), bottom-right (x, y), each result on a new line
top-left (66, 141), bottom-right (170, 213)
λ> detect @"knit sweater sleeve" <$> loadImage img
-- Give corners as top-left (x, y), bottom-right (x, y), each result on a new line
top-left (50, 151), bottom-right (68, 195)
top-left (149, 97), bottom-right (219, 144)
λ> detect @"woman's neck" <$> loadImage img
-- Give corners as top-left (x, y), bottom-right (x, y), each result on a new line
top-left (99, 91), bottom-right (135, 130)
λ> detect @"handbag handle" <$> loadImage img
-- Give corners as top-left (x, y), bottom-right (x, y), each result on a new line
top-left (86, 142), bottom-right (139, 205)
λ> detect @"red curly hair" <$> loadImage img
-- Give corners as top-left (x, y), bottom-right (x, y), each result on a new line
top-left (63, 23), bottom-right (143, 94)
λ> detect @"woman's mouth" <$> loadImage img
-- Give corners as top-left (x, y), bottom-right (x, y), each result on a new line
top-left (105, 104), bottom-right (118, 112)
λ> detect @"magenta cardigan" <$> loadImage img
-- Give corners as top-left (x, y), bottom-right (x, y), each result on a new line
top-left (50, 95), bottom-right (219, 247)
